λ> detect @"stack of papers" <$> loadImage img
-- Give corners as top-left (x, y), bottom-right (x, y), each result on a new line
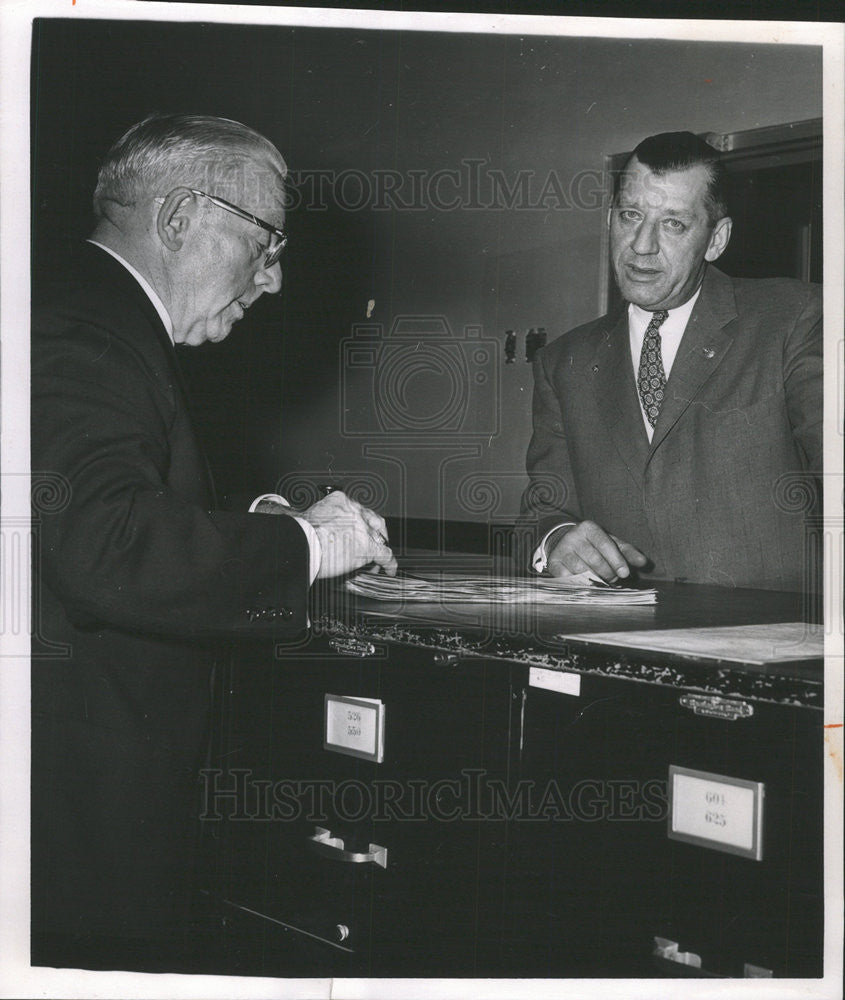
top-left (346, 570), bottom-right (657, 606)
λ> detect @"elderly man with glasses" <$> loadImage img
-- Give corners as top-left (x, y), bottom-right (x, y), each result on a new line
top-left (30, 114), bottom-right (396, 972)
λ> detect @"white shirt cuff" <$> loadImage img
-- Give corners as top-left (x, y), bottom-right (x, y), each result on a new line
top-left (532, 522), bottom-right (575, 574)
top-left (248, 493), bottom-right (290, 512)
top-left (249, 494), bottom-right (322, 584)
top-left (292, 516), bottom-right (322, 585)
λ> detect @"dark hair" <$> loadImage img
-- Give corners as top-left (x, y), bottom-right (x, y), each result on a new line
top-left (622, 131), bottom-right (729, 224)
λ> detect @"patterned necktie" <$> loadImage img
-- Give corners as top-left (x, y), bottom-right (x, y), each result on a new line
top-left (637, 309), bottom-right (669, 428)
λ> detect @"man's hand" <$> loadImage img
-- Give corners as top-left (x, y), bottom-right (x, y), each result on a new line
top-left (547, 520), bottom-right (648, 584)
top-left (299, 491), bottom-right (398, 580)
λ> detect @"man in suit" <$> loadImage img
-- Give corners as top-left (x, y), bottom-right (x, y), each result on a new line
top-left (30, 114), bottom-right (396, 971)
top-left (522, 131), bottom-right (821, 592)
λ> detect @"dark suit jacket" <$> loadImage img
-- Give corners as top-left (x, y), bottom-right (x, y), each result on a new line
top-left (522, 266), bottom-right (822, 592)
top-left (30, 243), bottom-right (310, 957)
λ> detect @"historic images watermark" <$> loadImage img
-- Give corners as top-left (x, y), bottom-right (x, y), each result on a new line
top-left (177, 160), bottom-right (610, 215)
top-left (3, 472), bottom-right (72, 658)
top-left (340, 315), bottom-right (499, 439)
top-left (199, 767), bottom-right (668, 824)
top-left (283, 161), bottom-right (607, 214)
top-left (774, 471), bottom-right (842, 639)
top-left (222, 158), bottom-right (715, 215)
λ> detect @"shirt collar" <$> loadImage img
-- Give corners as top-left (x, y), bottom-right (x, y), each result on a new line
top-left (628, 283), bottom-right (702, 332)
top-left (87, 240), bottom-right (174, 342)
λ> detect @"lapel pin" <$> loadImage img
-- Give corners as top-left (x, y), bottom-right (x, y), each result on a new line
top-left (702, 347), bottom-right (715, 359)
top-left (592, 365), bottom-right (599, 373)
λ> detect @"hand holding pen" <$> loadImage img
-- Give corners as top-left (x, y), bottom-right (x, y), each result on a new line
top-left (252, 487), bottom-right (396, 579)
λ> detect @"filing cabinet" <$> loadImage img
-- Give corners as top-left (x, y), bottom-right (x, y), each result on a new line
top-left (203, 611), bottom-right (823, 979)
top-left (203, 633), bottom-right (515, 976)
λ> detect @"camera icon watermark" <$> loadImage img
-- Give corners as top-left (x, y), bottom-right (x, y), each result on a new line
top-left (340, 315), bottom-right (499, 438)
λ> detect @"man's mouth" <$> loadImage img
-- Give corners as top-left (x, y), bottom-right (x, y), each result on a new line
top-left (624, 263), bottom-right (662, 280)
top-left (228, 298), bottom-right (251, 321)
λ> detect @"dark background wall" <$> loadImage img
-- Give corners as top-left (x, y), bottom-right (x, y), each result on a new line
top-left (31, 18), bottom-right (822, 522)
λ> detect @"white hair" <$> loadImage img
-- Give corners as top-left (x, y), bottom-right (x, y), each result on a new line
top-left (93, 113), bottom-right (287, 218)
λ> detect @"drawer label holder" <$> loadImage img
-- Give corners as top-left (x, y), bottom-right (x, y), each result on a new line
top-left (324, 694), bottom-right (385, 762)
top-left (668, 765), bottom-right (764, 861)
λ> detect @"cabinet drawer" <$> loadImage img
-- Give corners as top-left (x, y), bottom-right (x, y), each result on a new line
top-left (501, 669), bottom-right (822, 977)
top-left (207, 640), bottom-right (514, 975)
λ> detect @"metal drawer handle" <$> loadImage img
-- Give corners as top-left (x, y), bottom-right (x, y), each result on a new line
top-left (307, 827), bottom-right (388, 869)
top-left (744, 962), bottom-right (773, 977)
top-left (328, 637), bottom-right (376, 658)
top-left (653, 936), bottom-right (702, 968)
top-left (679, 694), bottom-right (753, 721)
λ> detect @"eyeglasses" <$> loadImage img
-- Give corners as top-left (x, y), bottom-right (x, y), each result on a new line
top-left (190, 189), bottom-right (288, 268)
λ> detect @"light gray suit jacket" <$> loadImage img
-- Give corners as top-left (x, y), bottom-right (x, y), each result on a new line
top-left (522, 266), bottom-right (822, 591)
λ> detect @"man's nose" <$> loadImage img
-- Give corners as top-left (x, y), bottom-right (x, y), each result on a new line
top-left (254, 261), bottom-right (283, 295)
top-left (631, 220), bottom-right (659, 255)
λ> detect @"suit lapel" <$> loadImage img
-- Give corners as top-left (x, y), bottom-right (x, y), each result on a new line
top-left (588, 309), bottom-right (651, 483)
top-left (648, 267), bottom-right (739, 456)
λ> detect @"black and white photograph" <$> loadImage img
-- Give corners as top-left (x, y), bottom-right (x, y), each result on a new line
top-left (0, 2), bottom-right (842, 997)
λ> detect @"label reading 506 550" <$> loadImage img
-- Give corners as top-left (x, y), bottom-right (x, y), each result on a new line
top-left (324, 695), bottom-right (385, 763)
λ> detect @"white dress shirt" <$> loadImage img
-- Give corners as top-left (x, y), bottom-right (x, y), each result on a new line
top-left (627, 287), bottom-right (700, 441)
top-left (87, 240), bottom-right (321, 581)
top-left (532, 287), bottom-right (701, 574)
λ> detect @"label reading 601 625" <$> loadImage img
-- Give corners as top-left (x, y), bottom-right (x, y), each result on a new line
top-left (668, 765), bottom-right (764, 861)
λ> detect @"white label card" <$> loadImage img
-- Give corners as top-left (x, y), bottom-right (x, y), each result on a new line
top-left (529, 667), bottom-right (581, 697)
top-left (324, 695), bottom-right (385, 763)
top-left (668, 765), bottom-right (764, 860)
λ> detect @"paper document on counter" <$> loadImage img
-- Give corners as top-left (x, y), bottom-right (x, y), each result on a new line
top-left (346, 570), bottom-right (657, 605)
top-left (559, 622), bottom-right (822, 663)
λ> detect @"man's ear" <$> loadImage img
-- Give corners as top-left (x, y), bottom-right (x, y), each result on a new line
top-left (705, 216), bottom-right (732, 262)
top-left (156, 187), bottom-right (197, 251)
